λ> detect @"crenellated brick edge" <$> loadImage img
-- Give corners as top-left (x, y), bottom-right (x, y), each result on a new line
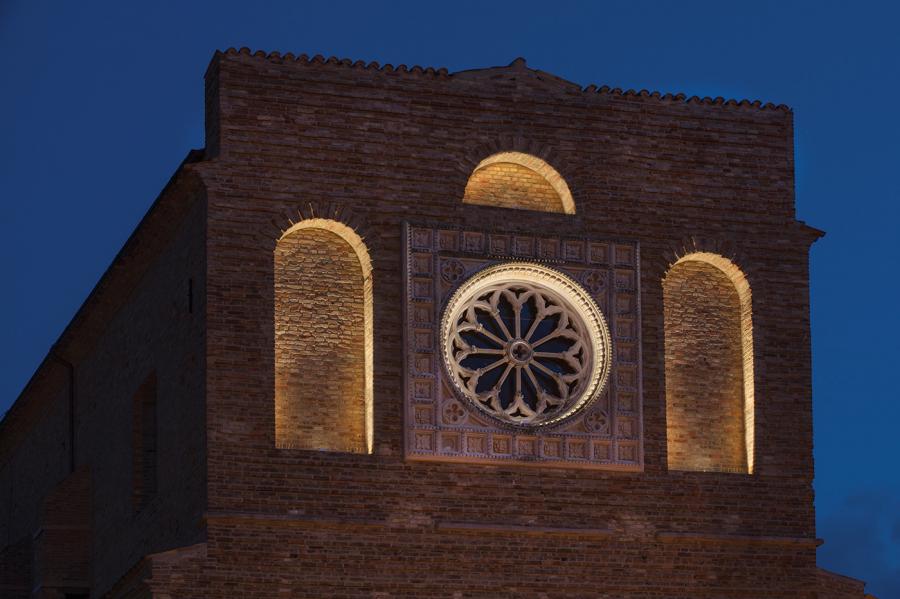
top-left (217, 48), bottom-right (793, 112)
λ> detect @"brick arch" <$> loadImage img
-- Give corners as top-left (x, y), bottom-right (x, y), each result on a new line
top-left (457, 138), bottom-right (577, 214)
top-left (662, 250), bottom-right (755, 474)
top-left (261, 201), bottom-right (378, 254)
top-left (274, 217), bottom-right (374, 454)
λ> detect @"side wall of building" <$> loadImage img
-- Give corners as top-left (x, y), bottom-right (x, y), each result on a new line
top-left (817, 568), bottom-right (869, 598)
top-left (0, 367), bottom-right (71, 597)
top-left (193, 52), bottom-right (820, 597)
top-left (0, 172), bottom-right (208, 597)
top-left (77, 192), bottom-right (208, 594)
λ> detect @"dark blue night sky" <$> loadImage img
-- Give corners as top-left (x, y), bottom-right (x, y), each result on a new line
top-left (2, 1), bottom-right (898, 595)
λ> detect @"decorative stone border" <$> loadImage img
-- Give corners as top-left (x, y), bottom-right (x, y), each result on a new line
top-left (403, 223), bottom-right (644, 470)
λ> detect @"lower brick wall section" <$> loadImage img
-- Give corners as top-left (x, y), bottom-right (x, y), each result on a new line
top-left (0, 535), bottom-right (32, 598)
top-left (108, 543), bottom-right (207, 599)
top-left (816, 568), bottom-right (869, 599)
top-left (114, 517), bottom-right (818, 598)
top-left (105, 523), bottom-right (865, 598)
top-left (34, 467), bottom-right (91, 594)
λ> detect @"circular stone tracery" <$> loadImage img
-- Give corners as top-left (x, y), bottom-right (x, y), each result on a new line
top-left (441, 263), bottom-right (612, 428)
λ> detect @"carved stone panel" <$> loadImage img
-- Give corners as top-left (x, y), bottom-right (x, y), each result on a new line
top-left (404, 224), bottom-right (643, 470)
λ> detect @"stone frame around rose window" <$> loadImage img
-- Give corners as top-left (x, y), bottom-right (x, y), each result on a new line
top-left (403, 223), bottom-right (644, 470)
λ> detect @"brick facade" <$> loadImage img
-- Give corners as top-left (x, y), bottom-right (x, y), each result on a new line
top-left (0, 50), bottom-right (874, 597)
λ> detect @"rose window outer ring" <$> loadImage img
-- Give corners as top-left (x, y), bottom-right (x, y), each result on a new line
top-left (440, 262), bottom-right (612, 429)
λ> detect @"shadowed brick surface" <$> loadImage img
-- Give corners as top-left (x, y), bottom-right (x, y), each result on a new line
top-left (0, 170), bottom-right (207, 596)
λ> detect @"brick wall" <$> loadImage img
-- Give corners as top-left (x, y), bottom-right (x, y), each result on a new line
top-left (664, 259), bottom-right (747, 472)
top-left (131, 373), bottom-right (159, 509)
top-left (1, 50), bottom-right (830, 597)
top-left (192, 50), bottom-right (821, 596)
top-left (275, 227), bottom-right (367, 452)
top-left (77, 192), bottom-right (207, 594)
top-left (108, 543), bottom-right (207, 599)
top-left (33, 468), bottom-right (91, 594)
top-left (0, 365), bottom-right (71, 593)
top-left (0, 536), bottom-right (32, 598)
top-left (0, 166), bottom-right (208, 597)
top-left (817, 568), bottom-right (869, 598)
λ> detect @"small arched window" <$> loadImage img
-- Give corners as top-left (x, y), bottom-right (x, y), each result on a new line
top-left (463, 152), bottom-right (575, 214)
top-left (663, 253), bottom-right (754, 473)
top-left (274, 218), bottom-right (374, 453)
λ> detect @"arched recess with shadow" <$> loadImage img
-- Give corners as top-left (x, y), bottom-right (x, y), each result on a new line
top-left (274, 218), bottom-right (373, 453)
top-left (462, 151), bottom-right (575, 214)
top-left (663, 252), bottom-right (755, 473)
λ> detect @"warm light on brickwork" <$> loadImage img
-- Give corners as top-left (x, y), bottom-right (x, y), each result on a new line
top-left (664, 252), bottom-right (755, 473)
top-left (274, 218), bottom-right (374, 453)
top-left (463, 152), bottom-right (575, 214)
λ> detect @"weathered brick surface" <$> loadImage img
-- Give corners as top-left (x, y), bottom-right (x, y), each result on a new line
top-left (76, 193), bottom-right (207, 594)
top-left (275, 227), bottom-right (366, 451)
top-left (132, 373), bottom-right (159, 509)
top-left (0, 366), bottom-right (70, 561)
top-left (193, 50), bottom-right (821, 597)
top-left (108, 543), bottom-right (207, 599)
top-left (198, 518), bottom-right (816, 598)
top-left (0, 49), bottom-right (850, 597)
top-left (817, 568), bottom-right (870, 598)
top-left (664, 259), bottom-right (746, 472)
top-left (0, 535), bottom-right (31, 598)
top-left (33, 468), bottom-right (91, 593)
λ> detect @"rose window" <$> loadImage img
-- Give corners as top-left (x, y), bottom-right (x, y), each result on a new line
top-left (441, 263), bottom-right (611, 427)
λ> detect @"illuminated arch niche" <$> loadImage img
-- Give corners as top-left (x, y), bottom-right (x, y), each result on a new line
top-left (274, 218), bottom-right (374, 453)
top-left (463, 152), bottom-right (575, 214)
top-left (663, 252), bottom-right (754, 473)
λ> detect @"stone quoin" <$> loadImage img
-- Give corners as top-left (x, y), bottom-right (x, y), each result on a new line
top-left (0, 50), bottom-right (875, 598)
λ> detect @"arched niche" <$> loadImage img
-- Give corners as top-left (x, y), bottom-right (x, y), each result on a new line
top-left (274, 218), bottom-right (374, 453)
top-left (663, 252), bottom-right (754, 473)
top-left (462, 151), bottom-right (575, 214)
